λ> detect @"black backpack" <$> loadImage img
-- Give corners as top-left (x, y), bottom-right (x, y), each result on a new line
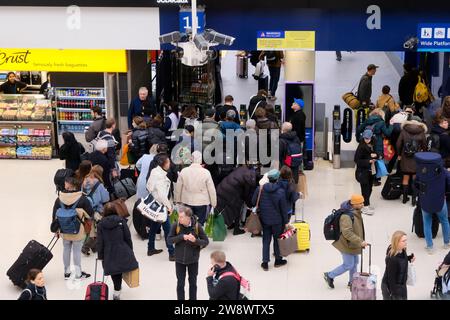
top-left (283, 140), bottom-right (303, 168)
top-left (323, 209), bottom-right (354, 241)
top-left (54, 168), bottom-right (74, 193)
top-left (427, 134), bottom-right (440, 153)
top-left (404, 138), bottom-right (419, 157)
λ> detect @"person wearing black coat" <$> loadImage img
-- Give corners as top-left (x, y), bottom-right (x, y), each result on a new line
top-left (59, 132), bottom-right (85, 171)
top-left (398, 64), bottom-right (419, 107)
top-left (289, 99), bottom-right (306, 144)
top-left (279, 123), bottom-right (303, 183)
top-left (431, 117), bottom-right (450, 167)
top-left (216, 165), bottom-right (257, 235)
top-left (18, 269), bottom-right (47, 300)
top-left (130, 119), bottom-right (150, 161)
top-left (88, 140), bottom-right (114, 193)
top-left (252, 169), bottom-right (289, 271)
top-left (206, 251), bottom-right (240, 300)
top-left (97, 203), bottom-right (139, 300)
top-left (248, 90), bottom-right (268, 120)
top-left (167, 206), bottom-right (209, 301)
top-left (381, 231), bottom-right (415, 300)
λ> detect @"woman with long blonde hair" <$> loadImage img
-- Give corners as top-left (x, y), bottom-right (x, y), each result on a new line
top-left (381, 231), bottom-right (416, 300)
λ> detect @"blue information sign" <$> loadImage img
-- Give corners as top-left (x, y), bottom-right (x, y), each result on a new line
top-left (179, 11), bottom-right (205, 33)
top-left (257, 31), bottom-right (285, 38)
top-left (418, 23), bottom-right (450, 52)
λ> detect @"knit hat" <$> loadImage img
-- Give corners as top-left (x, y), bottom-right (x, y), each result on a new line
top-left (293, 98), bottom-right (304, 108)
top-left (267, 169), bottom-right (280, 180)
top-left (350, 194), bottom-right (365, 205)
top-left (362, 129), bottom-right (373, 140)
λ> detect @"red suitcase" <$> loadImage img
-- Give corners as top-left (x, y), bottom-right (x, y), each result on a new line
top-left (85, 259), bottom-right (109, 300)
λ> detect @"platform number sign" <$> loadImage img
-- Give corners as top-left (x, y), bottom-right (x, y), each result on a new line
top-left (179, 11), bottom-right (205, 33)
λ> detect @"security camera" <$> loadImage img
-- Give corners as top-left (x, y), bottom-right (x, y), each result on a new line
top-left (159, 31), bottom-right (182, 44)
top-left (203, 29), bottom-right (235, 46)
top-left (403, 37), bottom-right (418, 50)
top-left (193, 34), bottom-right (209, 51)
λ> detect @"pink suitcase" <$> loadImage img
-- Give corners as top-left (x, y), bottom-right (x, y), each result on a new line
top-left (351, 244), bottom-right (377, 300)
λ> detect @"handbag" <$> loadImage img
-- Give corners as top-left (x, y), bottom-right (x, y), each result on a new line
top-left (204, 207), bottom-right (215, 238)
top-left (278, 229), bottom-right (299, 257)
top-left (123, 268), bottom-right (139, 288)
top-left (375, 159), bottom-right (388, 178)
top-left (342, 82), bottom-right (361, 110)
top-left (244, 188), bottom-right (263, 234)
top-left (113, 178), bottom-right (137, 199)
top-left (136, 193), bottom-right (168, 223)
top-left (212, 210), bottom-right (227, 242)
top-left (406, 263), bottom-right (416, 286)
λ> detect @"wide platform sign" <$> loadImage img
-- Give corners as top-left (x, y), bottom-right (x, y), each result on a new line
top-left (257, 31), bottom-right (315, 51)
top-left (418, 23), bottom-right (450, 52)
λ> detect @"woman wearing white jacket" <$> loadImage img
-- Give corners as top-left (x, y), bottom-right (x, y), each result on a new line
top-left (146, 154), bottom-right (176, 261)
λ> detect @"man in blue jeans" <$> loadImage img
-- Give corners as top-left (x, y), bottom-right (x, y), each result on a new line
top-left (422, 203), bottom-right (450, 254)
top-left (147, 219), bottom-right (175, 261)
top-left (324, 194), bottom-right (368, 289)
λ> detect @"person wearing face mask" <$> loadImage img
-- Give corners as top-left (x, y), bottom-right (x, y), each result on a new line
top-left (18, 269), bottom-right (47, 300)
top-left (0, 72), bottom-right (27, 94)
top-left (381, 231), bottom-right (416, 300)
top-left (127, 87), bottom-right (157, 130)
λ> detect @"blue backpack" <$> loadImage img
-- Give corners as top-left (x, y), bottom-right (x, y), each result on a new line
top-left (284, 140), bottom-right (303, 168)
top-left (83, 182), bottom-right (101, 211)
top-left (56, 199), bottom-right (81, 234)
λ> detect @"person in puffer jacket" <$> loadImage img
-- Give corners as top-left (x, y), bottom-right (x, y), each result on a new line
top-left (252, 169), bottom-right (289, 271)
top-left (130, 116), bottom-right (150, 161)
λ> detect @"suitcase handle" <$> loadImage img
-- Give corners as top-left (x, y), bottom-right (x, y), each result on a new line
top-left (294, 192), bottom-right (304, 222)
top-left (47, 235), bottom-right (59, 252)
top-left (360, 243), bottom-right (372, 274)
top-left (94, 258), bottom-right (105, 283)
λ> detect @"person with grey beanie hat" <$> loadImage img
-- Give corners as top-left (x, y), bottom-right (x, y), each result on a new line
top-left (354, 129), bottom-right (379, 215)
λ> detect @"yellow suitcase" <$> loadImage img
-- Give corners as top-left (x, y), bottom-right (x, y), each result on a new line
top-left (292, 193), bottom-right (310, 252)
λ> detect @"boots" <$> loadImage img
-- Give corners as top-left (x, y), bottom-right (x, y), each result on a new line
top-left (402, 185), bottom-right (410, 204)
top-left (411, 184), bottom-right (417, 207)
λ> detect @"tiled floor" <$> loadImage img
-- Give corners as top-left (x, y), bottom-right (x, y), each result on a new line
top-left (0, 158), bottom-right (447, 300)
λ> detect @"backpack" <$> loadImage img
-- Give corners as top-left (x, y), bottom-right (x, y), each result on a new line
top-left (403, 138), bottom-right (419, 158)
top-left (414, 76), bottom-right (431, 103)
top-left (219, 270), bottom-right (250, 300)
top-left (427, 134), bottom-right (440, 153)
top-left (323, 209), bottom-right (354, 241)
top-left (56, 199), bottom-right (82, 234)
top-left (53, 168), bottom-right (74, 193)
top-left (265, 51), bottom-right (277, 62)
top-left (82, 182), bottom-right (101, 210)
top-left (283, 140), bottom-right (303, 168)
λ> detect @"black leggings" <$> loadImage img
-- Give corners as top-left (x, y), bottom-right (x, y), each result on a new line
top-left (111, 274), bottom-right (123, 291)
top-left (360, 175), bottom-right (374, 206)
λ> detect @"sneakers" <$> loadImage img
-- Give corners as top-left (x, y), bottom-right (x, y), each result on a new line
top-left (323, 272), bottom-right (335, 289)
top-left (75, 272), bottom-right (91, 280)
top-left (361, 206), bottom-right (374, 216)
top-left (425, 246), bottom-right (434, 255)
top-left (274, 259), bottom-right (287, 268)
top-left (64, 273), bottom-right (71, 280)
top-left (156, 234), bottom-right (162, 241)
top-left (147, 249), bottom-right (163, 256)
top-left (261, 262), bottom-right (269, 271)
top-left (169, 254), bottom-right (176, 262)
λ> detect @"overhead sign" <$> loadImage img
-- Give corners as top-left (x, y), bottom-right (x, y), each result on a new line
top-left (257, 31), bottom-right (315, 50)
top-left (418, 23), bottom-right (450, 52)
top-left (179, 10), bottom-right (206, 33)
top-left (0, 49), bottom-right (127, 72)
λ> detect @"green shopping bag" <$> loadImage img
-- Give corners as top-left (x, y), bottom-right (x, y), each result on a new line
top-left (169, 209), bottom-right (179, 224)
top-left (205, 211), bottom-right (214, 238)
top-left (212, 211), bottom-right (227, 242)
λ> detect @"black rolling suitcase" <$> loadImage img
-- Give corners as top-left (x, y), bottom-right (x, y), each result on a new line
top-left (412, 201), bottom-right (439, 239)
top-left (258, 75), bottom-right (269, 92)
top-left (381, 174), bottom-right (402, 200)
top-left (236, 56), bottom-right (248, 78)
top-left (133, 199), bottom-right (149, 240)
top-left (7, 236), bottom-right (58, 288)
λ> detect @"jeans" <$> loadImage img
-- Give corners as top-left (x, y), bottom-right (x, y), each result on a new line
top-left (262, 224), bottom-right (283, 263)
top-left (63, 239), bottom-right (83, 277)
top-left (360, 174), bottom-right (374, 206)
top-left (188, 205), bottom-right (208, 226)
top-left (422, 202), bottom-right (450, 248)
top-left (175, 262), bottom-right (198, 300)
top-left (268, 66), bottom-right (281, 96)
top-left (148, 219), bottom-right (175, 255)
top-left (328, 253), bottom-right (359, 283)
top-left (111, 274), bottom-right (123, 291)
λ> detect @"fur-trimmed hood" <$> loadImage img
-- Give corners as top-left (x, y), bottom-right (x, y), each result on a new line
top-left (401, 119), bottom-right (427, 134)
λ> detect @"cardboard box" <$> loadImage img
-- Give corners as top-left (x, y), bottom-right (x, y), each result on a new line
top-left (123, 268), bottom-right (139, 288)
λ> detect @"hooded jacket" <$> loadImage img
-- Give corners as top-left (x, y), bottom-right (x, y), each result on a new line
top-left (358, 115), bottom-right (393, 154)
top-left (252, 182), bottom-right (289, 226)
top-left (167, 217), bottom-right (209, 265)
top-left (396, 120), bottom-right (427, 174)
top-left (279, 131), bottom-right (302, 167)
top-left (207, 262), bottom-right (241, 300)
top-left (332, 201), bottom-right (365, 255)
top-left (52, 191), bottom-right (94, 241)
top-left (96, 215), bottom-right (139, 276)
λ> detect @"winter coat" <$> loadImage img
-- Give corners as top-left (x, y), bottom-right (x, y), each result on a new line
top-left (87, 151), bottom-right (113, 193)
top-left (357, 73), bottom-right (373, 105)
top-left (399, 71), bottom-right (418, 106)
top-left (431, 124), bottom-right (450, 161)
top-left (167, 217), bottom-right (209, 265)
top-left (207, 262), bottom-right (241, 300)
top-left (214, 105), bottom-right (240, 123)
top-left (131, 128), bottom-right (149, 161)
top-left (216, 166), bottom-right (257, 226)
top-left (146, 165), bottom-right (173, 211)
top-left (147, 127), bottom-right (166, 147)
top-left (18, 283), bottom-right (47, 300)
top-left (256, 117), bottom-right (278, 132)
top-left (290, 109), bottom-right (306, 143)
top-left (252, 182), bottom-right (289, 226)
top-left (59, 142), bottom-right (85, 171)
top-left (381, 247), bottom-right (410, 300)
top-left (96, 215), bottom-right (138, 276)
top-left (97, 130), bottom-right (119, 169)
top-left (248, 96), bottom-right (266, 119)
top-left (52, 191), bottom-right (94, 241)
top-left (219, 121), bottom-right (242, 135)
top-left (279, 131), bottom-right (302, 168)
top-left (259, 51), bottom-right (284, 68)
top-left (396, 120), bottom-right (427, 174)
top-left (174, 163), bottom-right (217, 207)
top-left (354, 141), bottom-right (377, 185)
top-left (332, 201), bottom-right (365, 255)
top-left (82, 178), bottom-right (110, 213)
top-left (85, 116), bottom-right (105, 143)
top-left (147, 154), bottom-right (179, 198)
top-left (136, 154), bottom-right (155, 199)
top-left (277, 179), bottom-right (299, 213)
top-left (127, 96), bottom-right (156, 129)
top-left (358, 115), bottom-right (393, 155)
